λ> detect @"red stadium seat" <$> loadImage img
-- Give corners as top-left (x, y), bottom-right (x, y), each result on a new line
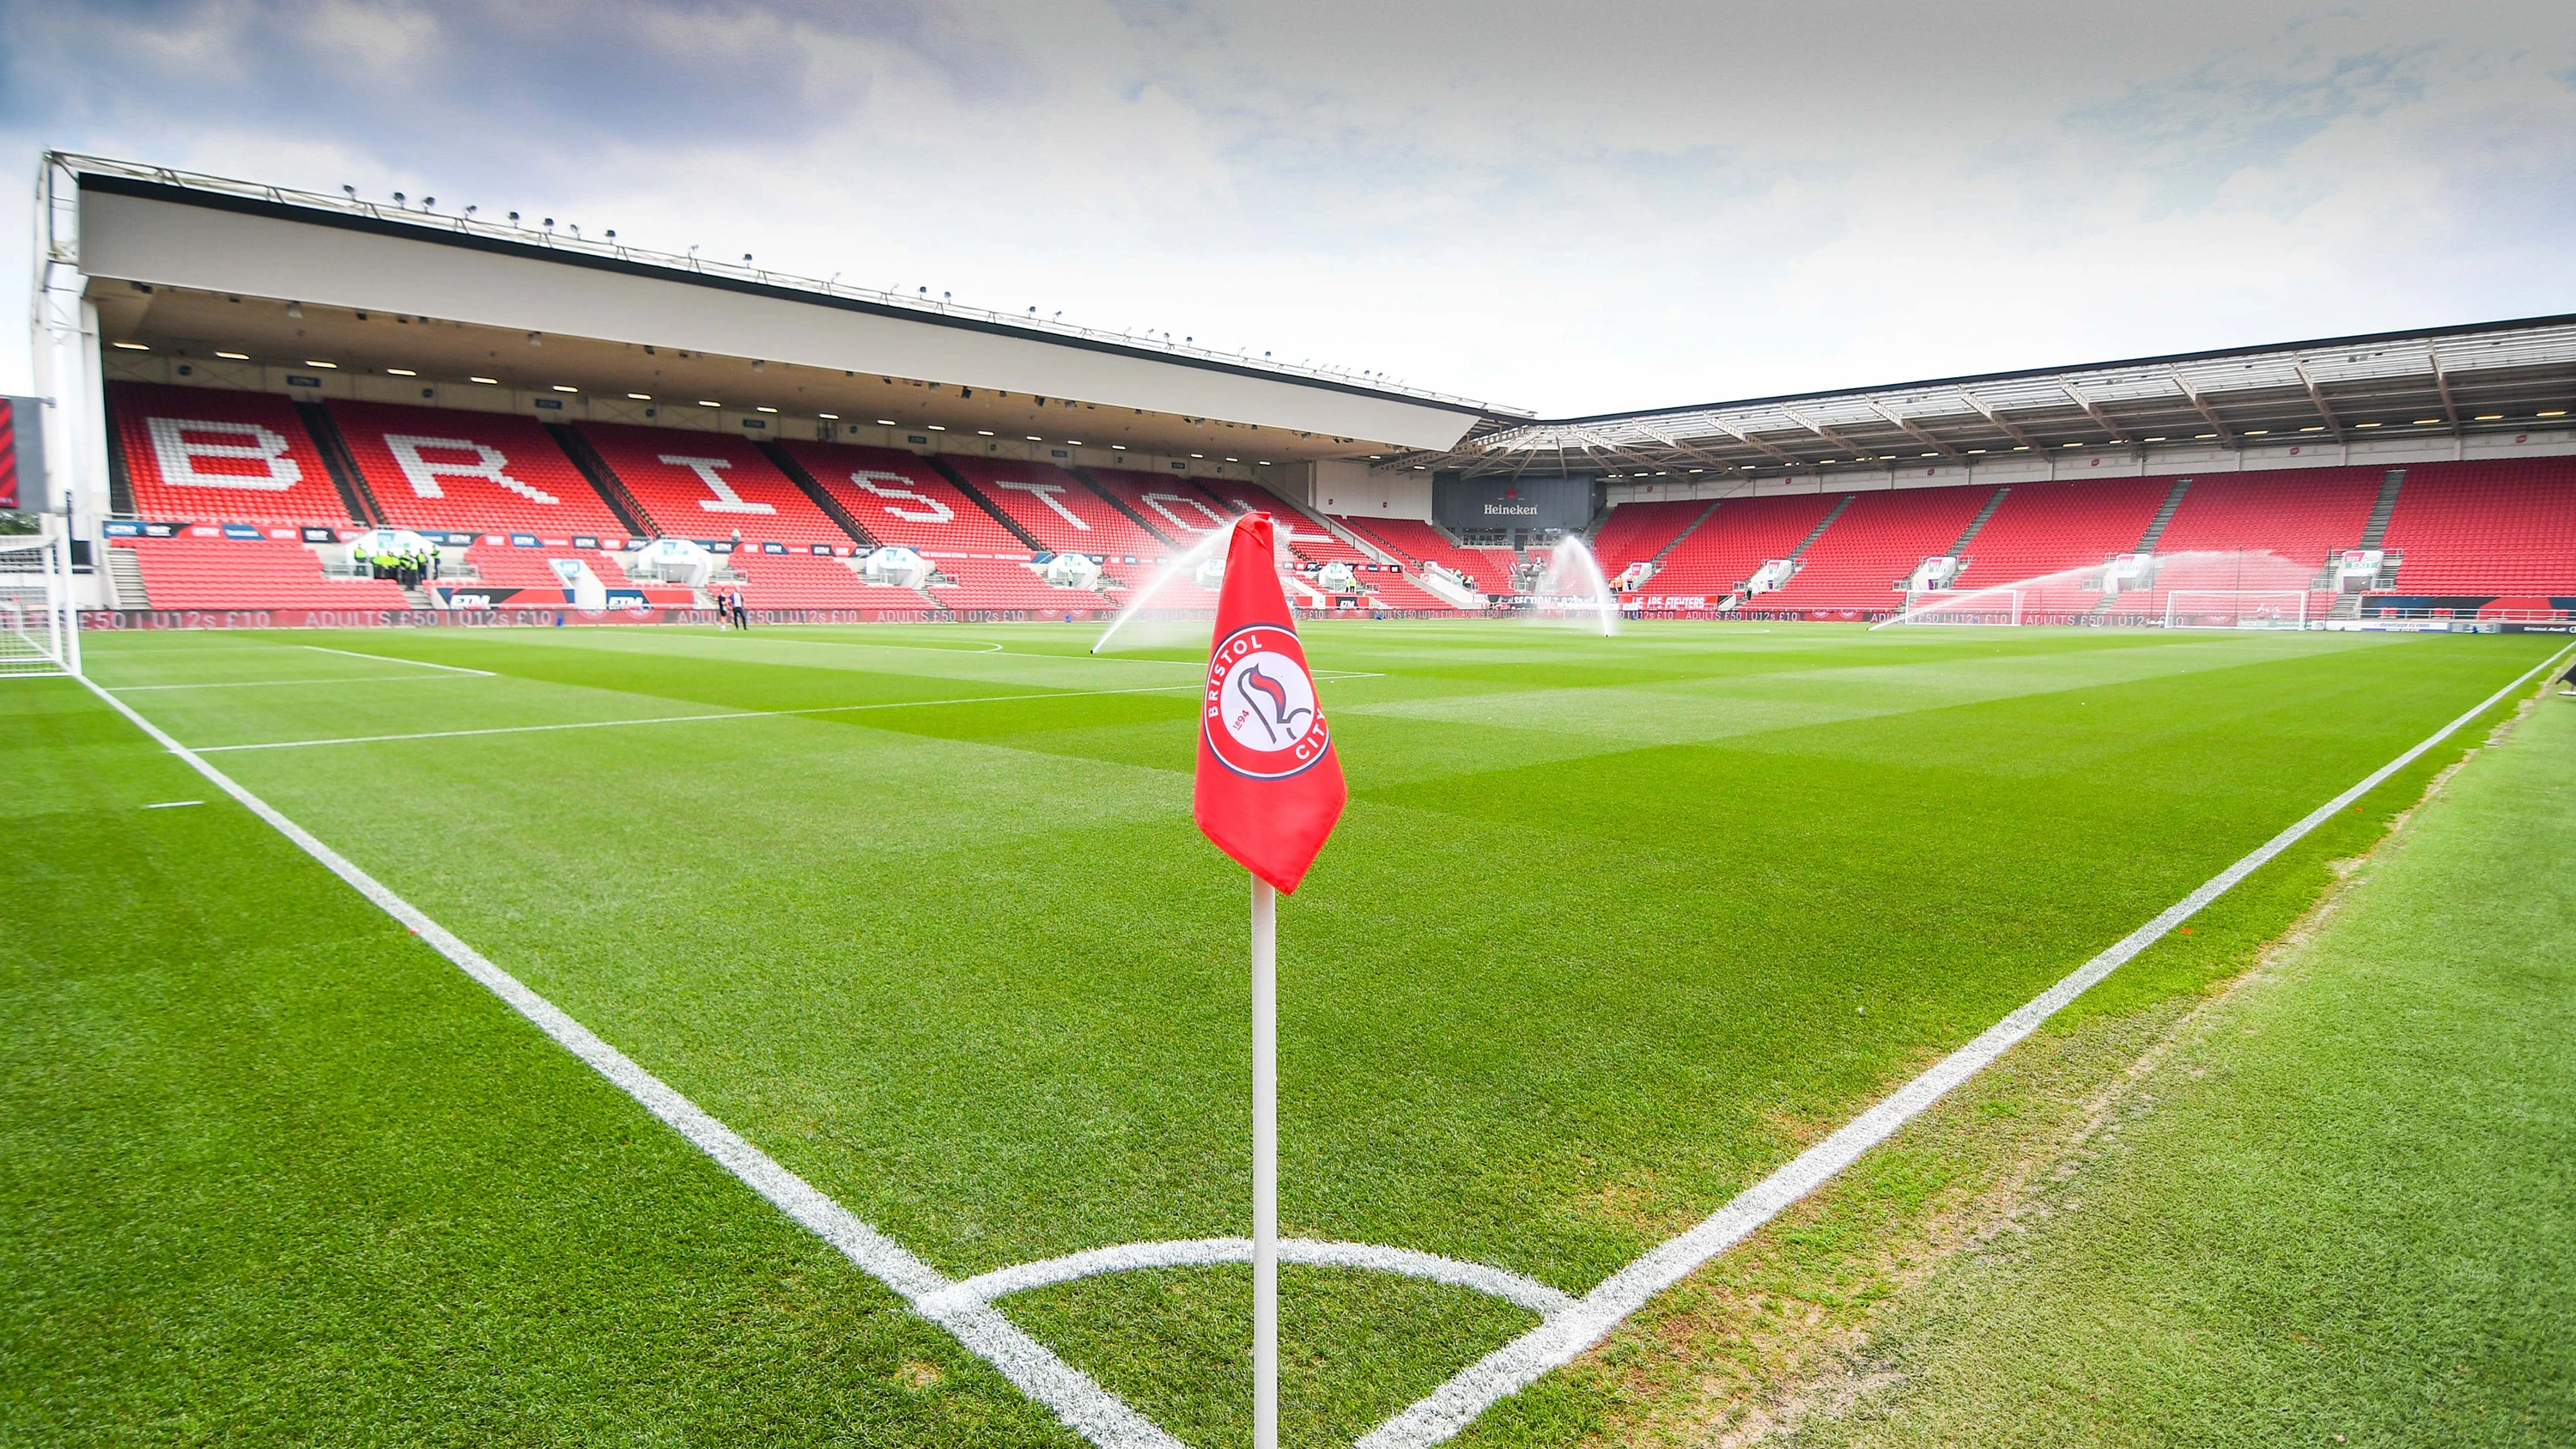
top-left (1589, 501), bottom-right (1707, 588)
top-left (1337, 515), bottom-right (1514, 594)
top-left (1642, 494), bottom-right (1841, 600)
top-left (726, 549), bottom-right (938, 609)
top-left (1761, 488), bottom-right (1996, 613)
top-left (109, 382), bottom-right (355, 528)
top-left (2377, 458), bottom-right (2576, 594)
top-left (579, 423), bottom-right (850, 547)
top-left (772, 442), bottom-right (1103, 611)
top-left (329, 401), bottom-right (629, 538)
top-left (117, 535), bottom-right (408, 610)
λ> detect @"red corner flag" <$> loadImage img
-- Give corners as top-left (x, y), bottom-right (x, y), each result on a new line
top-left (1194, 513), bottom-right (1347, 894)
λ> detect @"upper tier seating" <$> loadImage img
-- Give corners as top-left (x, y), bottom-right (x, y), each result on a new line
top-left (1336, 515), bottom-right (1514, 593)
top-left (769, 441), bottom-right (1087, 609)
top-left (2376, 459), bottom-right (2576, 594)
top-left (2151, 466), bottom-right (2381, 569)
top-left (118, 536), bottom-right (408, 611)
top-left (1085, 467), bottom-right (1237, 551)
top-left (109, 383), bottom-right (354, 527)
top-left (1590, 500), bottom-right (1710, 584)
top-left (948, 459), bottom-right (1166, 557)
top-left (579, 424), bottom-right (848, 547)
top-left (329, 401), bottom-right (629, 537)
top-left (1642, 493), bottom-right (1843, 599)
top-left (727, 549), bottom-right (936, 609)
top-left (1761, 487), bottom-right (1996, 612)
top-left (1939, 478), bottom-right (2168, 612)
top-left (1195, 479), bottom-right (1371, 564)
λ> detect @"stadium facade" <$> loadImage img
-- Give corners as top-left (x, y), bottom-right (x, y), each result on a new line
top-left (21, 153), bottom-right (2576, 629)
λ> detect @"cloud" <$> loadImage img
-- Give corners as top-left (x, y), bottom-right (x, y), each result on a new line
top-left (2, 0), bottom-right (2571, 411)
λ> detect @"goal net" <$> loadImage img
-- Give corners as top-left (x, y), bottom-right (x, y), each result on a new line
top-left (2164, 589), bottom-right (2310, 630)
top-left (1886, 589), bottom-right (2023, 626)
top-left (0, 523), bottom-right (78, 677)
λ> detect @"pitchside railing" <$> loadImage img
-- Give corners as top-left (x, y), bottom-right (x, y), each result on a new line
top-left (0, 520), bottom-right (79, 678)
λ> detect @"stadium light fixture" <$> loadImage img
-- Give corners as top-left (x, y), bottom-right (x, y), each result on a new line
top-left (216, 350), bottom-right (249, 360)
top-left (386, 368), bottom-right (417, 377)
top-left (1027, 435), bottom-right (1043, 441)
top-left (1966, 448), bottom-right (1986, 454)
top-left (1067, 439), bottom-right (1081, 445)
top-left (2244, 429), bottom-right (2269, 435)
top-left (2473, 414), bottom-right (2503, 421)
top-left (552, 384), bottom-right (578, 393)
top-left (927, 424), bottom-right (946, 431)
top-left (2063, 441), bottom-right (2082, 447)
top-left (698, 399), bottom-right (722, 408)
top-left (877, 419), bottom-right (897, 426)
top-left (976, 429), bottom-right (993, 435)
top-left (817, 412), bottom-right (839, 420)
top-left (305, 360), bottom-right (338, 368)
top-left (111, 341), bottom-right (149, 350)
top-left (2537, 411), bottom-right (2567, 417)
top-left (2196, 432), bottom-right (2216, 439)
top-left (2142, 435), bottom-right (2166, 442)
top-left (2300, 425), bottom-right (2324, 433)
top-left (2012, 446), bottom-right (2031, 452)
top-left (1191, 453), bottom-right (1206, 459)
top-left (1920, 452), bottom-right (1937, 458)
top-left (1224, 457), bottom-right (1238, 462)
top-left (285, 302), bottom-right (302, 319)
top-left (2412, 418), bottom-right (2440, 425)
top-left (629, 393), bottom-right (652, 400)
top-left (471, 376), bottom-right (500, 385)
top-left (757, 406), bottom-right (780, 414)
top-left (2356, 421), bottom-right (2382, 428)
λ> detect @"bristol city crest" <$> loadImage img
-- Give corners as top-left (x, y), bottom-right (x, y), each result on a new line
top-left (1204, 624), bottom-right (1331, 779)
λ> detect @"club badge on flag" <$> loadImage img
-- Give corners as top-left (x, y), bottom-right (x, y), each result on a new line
top-left (1194, 513), bottom-right (1347, 893)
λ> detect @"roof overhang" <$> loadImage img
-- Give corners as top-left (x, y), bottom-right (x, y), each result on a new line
top-left (61, 158), bottom-right (1492, 459)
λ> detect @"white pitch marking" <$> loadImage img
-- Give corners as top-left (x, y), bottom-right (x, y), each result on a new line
top-left (193, 681), bottom-right (1212, 753)
top-left (79, 675), bottom-right (1184, 1449)
top-left (1357, 639), bottom-right (2576, 1449)
top-left (142, 800), bottom-right (204, 809)
top-left (109, 676), bottom-right (483, 692)
top-left (931, 1238), bottom-right (1576, 1320)
top-left (302, 645), bottom-right (495, 676)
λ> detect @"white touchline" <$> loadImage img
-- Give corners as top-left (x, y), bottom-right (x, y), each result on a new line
top-left (193, 681), bottom-right (1213, 752)
top-left (301, 645), bottom-right (496, 676)
top-left (79, 674), bottom-right (1186, 1449)
top-left (1353, 639), bottom-right (2576, 1449)
top-left (142, 800), bottom-right (204, 808)
top-left (108, 676), bottom-right (484, 692)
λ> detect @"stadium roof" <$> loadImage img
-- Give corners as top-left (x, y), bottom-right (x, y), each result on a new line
top-left (1394, 315), bottom-right (2576, 478)
top-left (45, 153), bottom-right (1498, 460)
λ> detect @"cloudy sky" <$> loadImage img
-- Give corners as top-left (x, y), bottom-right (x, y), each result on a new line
top-left (4, 0), bottom-right (2571, 415)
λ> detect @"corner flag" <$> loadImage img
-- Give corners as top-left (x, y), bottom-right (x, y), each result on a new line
top-left (1194, 512), bottom-right (1347, 892)
top-left (1190, 510), bottom-right (1345, 1449)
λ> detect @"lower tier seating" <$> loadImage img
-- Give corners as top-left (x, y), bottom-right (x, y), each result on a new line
top-left (119, 537), bottom-right (410, 611)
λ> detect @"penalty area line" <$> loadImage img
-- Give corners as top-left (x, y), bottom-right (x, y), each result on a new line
top-left (77, 675), bottom-right (1185, 1449)
top-left (302, 644), bottom-right (496, 675)
top-left (1358, 639), bottom-right (2576, 1449)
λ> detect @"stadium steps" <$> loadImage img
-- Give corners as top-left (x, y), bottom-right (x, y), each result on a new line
top-left (1948, 486), bottom-right (2009, 554)
top-left (1789, 493), bottom-right (1854, 560)
top-left (1650, 499), bottom-right (1723, 568)
top-left (296, 402), bottom-right (386, 527)
top-left (758, 441), bottom-right (879, 549)
top-left (1066, 466), bottom-right (1182, 548)
top-left (106, 545), bottom-right (147, 608)
top-left (100, 385), bottom-right (136, 516)
top-left (2136, 477), bottom-right (2193, 553)
top-left (2358, 467), bottom-right (2407, 548)
top-left (545, 423), bottom-right (653, 539)
top-left (923, 455), bottom-right (1048, 552)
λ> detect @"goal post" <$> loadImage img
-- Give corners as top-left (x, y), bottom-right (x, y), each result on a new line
top-left (1887, 589), bottom-right (2024, 626)
top-left (2164, 589), bottom-right (2310, 630)
top-left (0, 519), bottom-right (80, 678)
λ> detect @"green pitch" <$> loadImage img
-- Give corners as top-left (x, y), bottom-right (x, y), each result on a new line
top-left (3, 621), bottom-right (2557, 1447)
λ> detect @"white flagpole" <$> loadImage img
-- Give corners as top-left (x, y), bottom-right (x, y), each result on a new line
top-left (1249, 873), bottom-right (1279, 1449)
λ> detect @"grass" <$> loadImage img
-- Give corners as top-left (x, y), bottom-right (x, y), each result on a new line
top-left (3, 620), bottom-right (2561, 1446)
top-left (1774, 685), bottom-right (2576, 1448)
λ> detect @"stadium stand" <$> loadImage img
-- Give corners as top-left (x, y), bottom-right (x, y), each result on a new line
top-left (1088, 466), bottom-right (1237, 547)
top-left (2151, 466), bottom-right (2382, 570)
top-left (2375, 459), bottom-right (2576, 594)
top-left (1590, 500), bottom-right (1708, 585)
top-left (116, 535), bottom-right (408, 610)
top-left (949, 458), bottom-right (1165, 557)
top-left (328, 401), bottom-right (629, 537)
top-left (1937, 477), bottom-right (2169, 611)
top-left (1641, 493), bottom-right (1843, 600)
top-left (108, 382), bottom-right (355, 528)
top-left (1195, 478), bottom-right (1372, 565)
top-left (578, 423), bottom-right (850, 547)
top-left (462, 541), bottom-right (614, 588)
top-left (773, 441), bottom-right (1098, 610)
top-left (1759, 487), bottom-right (1996, 612)
top-left (727, 548), bottom-right (937, 609)
top-left (1337, 515), bottom-right (1516, 594)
